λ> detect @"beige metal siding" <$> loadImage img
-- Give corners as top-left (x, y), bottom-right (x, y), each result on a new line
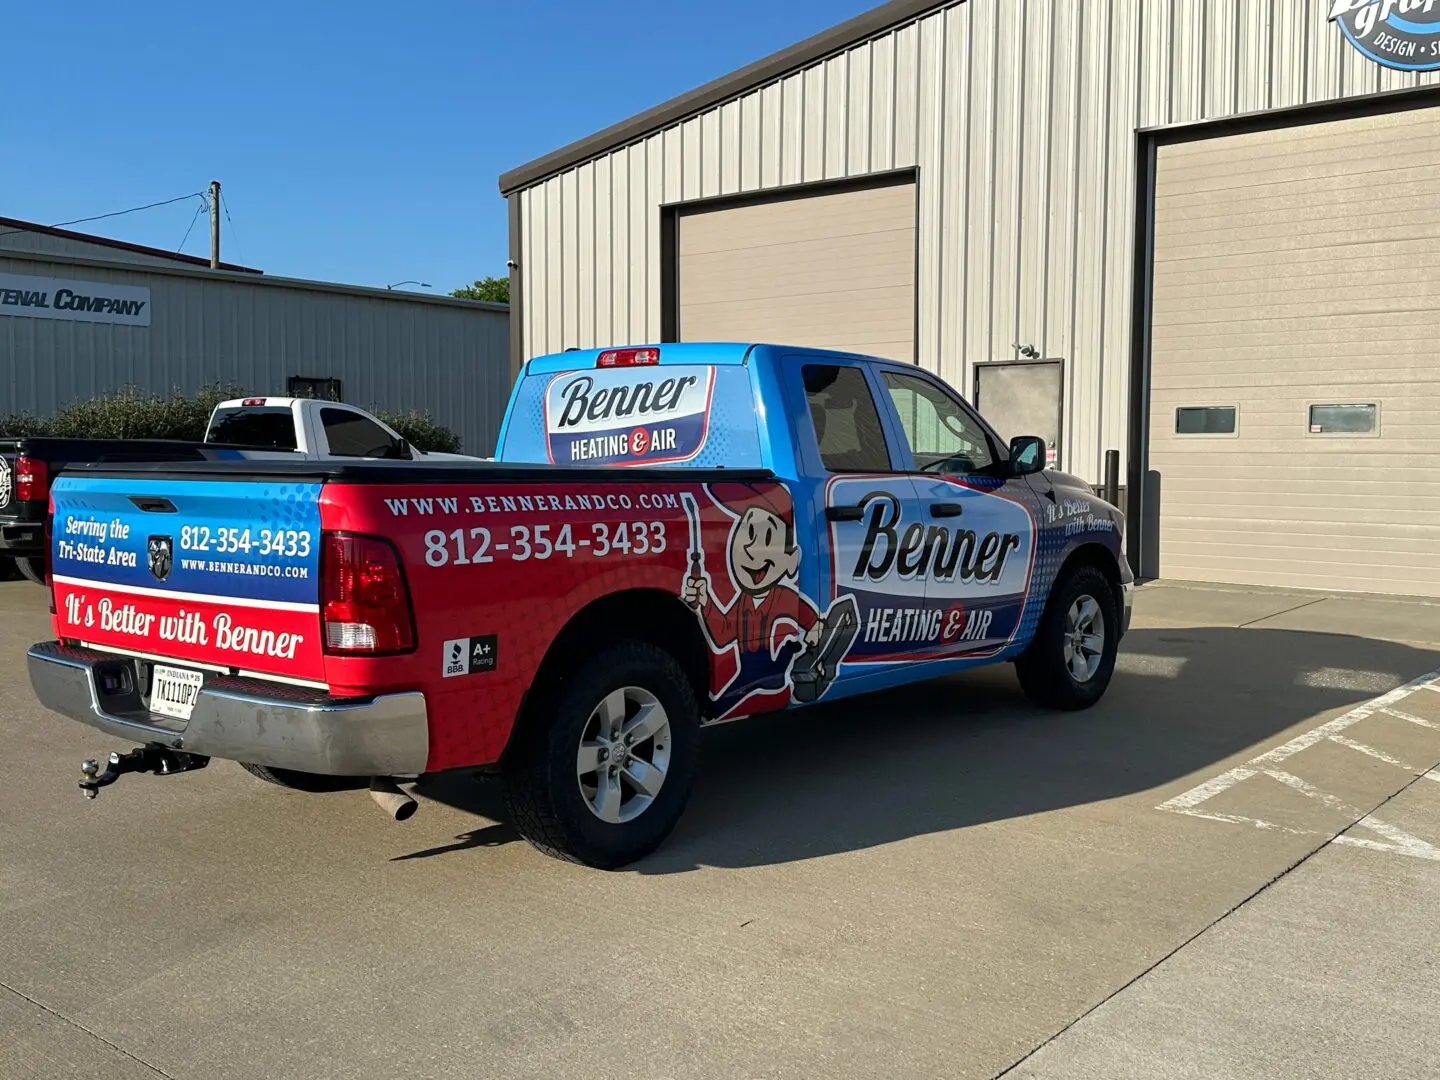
top-left (677, 181), bottom-right (916, 359)
top-left (1149, 107), bottom-right (1440, 597)
top-left (0, 226), bottom-right (216, 270)
top-left (513, 0), bottom-right (1440, 485)
top-left (0, 253), bottom-right (512, 457)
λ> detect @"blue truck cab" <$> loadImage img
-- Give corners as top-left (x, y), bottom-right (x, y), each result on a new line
top-left (498, 342), bottom-right (1134, 712)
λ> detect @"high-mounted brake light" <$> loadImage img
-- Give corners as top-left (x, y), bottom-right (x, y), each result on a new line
top-left (596, 348), bottom-right (659, 368)
top-left (241, 398), bottom-right (267, 406)
top-left (320, 533), bottom-right (415, 654)
top-left (16, 455), bottom-right (47, 503)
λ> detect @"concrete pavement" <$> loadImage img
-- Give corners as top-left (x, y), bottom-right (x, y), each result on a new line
top-left (2, 578), bottom-right (1439, 1079)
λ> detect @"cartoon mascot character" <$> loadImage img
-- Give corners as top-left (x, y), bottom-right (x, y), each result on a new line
top-left (681, 482), bottom-right (827, 719)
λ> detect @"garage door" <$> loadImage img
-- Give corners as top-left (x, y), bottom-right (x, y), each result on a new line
top-left (1148, 106), bottom-right (1440, 598)
top-left (676, 179), bottom-right (916, 361)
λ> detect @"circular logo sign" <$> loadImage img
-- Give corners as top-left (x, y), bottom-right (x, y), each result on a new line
top-left (0, 458), bottom-right (11, 507)
top-left (1329, 0), bottom-right (1440, 71)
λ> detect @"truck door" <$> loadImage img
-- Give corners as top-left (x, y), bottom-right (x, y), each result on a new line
top-left (875, 368), bottom-right (1038, 660)
top-left (783, 359), bottom-right (938, 683)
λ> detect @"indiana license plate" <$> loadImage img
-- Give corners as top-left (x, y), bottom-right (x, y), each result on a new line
top-left (150, 665), bottom-right (205, 721)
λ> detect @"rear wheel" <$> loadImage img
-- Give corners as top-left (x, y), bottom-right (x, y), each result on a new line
top-left (1014, 564), bottom-right (1119, 711)
top-left (238, 762), bottom-right (366, 792)
top-left (15, 556), bottom-right (45, 585)
top-left (502, 640), bottom-right (699, 869)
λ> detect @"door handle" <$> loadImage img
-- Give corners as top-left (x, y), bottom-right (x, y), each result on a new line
top-left (826, 505), bottom-right (865, 522)
top-left (129, 496), bottom-right (177, 513)
top-left (929, 502), bottom-right (963, 518)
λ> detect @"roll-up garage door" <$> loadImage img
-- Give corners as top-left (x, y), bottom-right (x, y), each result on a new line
top-left (676, 179), bottom-right (916, 361)
top-left (1148, 106), bottom-right (1440, 598)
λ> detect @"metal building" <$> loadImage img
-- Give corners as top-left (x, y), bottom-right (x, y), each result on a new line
top-left (499, 0), bottom-right (1440, 598)
top-left (0, 220), bottom-right (510, 456)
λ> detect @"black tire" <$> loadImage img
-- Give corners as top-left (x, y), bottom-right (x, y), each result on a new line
top-left (1014, 563), bottom-right (1119, 711)
top-left (15, 556), bottom-right (45, 585)
top-left (502, 640), bottom-right (700, 869)
top-left (238, 762), bottom-right (366, 793)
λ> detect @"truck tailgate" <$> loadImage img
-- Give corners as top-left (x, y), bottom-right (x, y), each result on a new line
top-left (49, 475), bottom-right (325, 684)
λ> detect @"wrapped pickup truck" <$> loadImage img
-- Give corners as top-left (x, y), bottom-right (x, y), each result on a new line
top-left (29, 343), bottom-right (1133, 867)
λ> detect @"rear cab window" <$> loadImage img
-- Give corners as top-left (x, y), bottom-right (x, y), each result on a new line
top-left (206, 408), bottom-right (298, 451)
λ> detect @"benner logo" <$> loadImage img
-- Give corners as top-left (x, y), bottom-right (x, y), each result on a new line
top-left (849, 491), bottom-right (1023, 586)
top-left (825, 478), bottom-right (1036, 663)
top-left (543, 365), bottom-right (716, 467)
top-left (1329, 0), bottom-right (1440, 71)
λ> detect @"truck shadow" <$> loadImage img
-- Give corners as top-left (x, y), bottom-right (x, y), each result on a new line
top-left (405, 626), bottom-right (1440, 872)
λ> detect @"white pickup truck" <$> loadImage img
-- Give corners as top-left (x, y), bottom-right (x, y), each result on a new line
top-left (202, 398), bottom-right (479, 461)
top-left (1, 398), bottom-right (477, 584)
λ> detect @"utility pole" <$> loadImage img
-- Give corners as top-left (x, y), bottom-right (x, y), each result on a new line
top-left (209, 180), bottom-right (221, 268)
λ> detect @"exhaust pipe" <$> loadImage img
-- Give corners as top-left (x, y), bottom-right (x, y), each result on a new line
top-left (369, 776), bottom-right (417, 821)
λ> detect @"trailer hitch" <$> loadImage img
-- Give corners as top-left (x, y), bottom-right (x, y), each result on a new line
top-left (79, 748), bottom-right (210, 799)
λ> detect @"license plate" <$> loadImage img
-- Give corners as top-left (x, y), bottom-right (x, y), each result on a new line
top-left (150, 665), bottom-right (205, 721)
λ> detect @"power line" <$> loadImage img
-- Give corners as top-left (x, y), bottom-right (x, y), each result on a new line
top-left (0, 191), bottom-right (206, 241)
top-left (219, 190), bottom-right (246, 267)
top-left (51, 192), bottom-right (204, 230)
top-left (176, 197), bottom-right (207, 253)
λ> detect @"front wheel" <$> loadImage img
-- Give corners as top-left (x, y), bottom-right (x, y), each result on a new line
top-left (1014, 564), bottom-right (1119, 711)
top-left (502, 640), bottom-right (699, 869)
top-left (15, 556), bottom-right (45, 585)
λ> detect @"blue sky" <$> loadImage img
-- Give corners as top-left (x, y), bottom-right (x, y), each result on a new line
top-left (0, 0), bottom-right (876, 293)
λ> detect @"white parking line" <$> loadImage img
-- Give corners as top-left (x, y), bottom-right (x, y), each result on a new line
top-left (1384, 706), bottom-right (1440, 730)
top-left (1158, 669), bottom-right (1440, 861)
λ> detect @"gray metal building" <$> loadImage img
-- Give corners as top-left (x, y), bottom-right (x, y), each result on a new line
top-left (0, 220), bottom-right (510, 456)
top-left (500, 0), bottom-right (1440, 598)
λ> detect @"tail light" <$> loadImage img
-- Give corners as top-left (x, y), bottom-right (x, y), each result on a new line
top-left (16, 455), bottom-right (47, 502)
top-left (44, 492), bottom-right (55, 615)
top-left (596, 347), bottom-right (659, 368)
top-left (320, 533), bottom-right (415, 653)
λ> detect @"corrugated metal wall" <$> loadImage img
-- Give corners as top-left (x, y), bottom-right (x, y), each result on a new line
top-left (0, 228), bottom-right (203, 269)
top-left (513, 0), bottom-right (1440, 482)
top-left (0, 253), bottom-right (511, 456)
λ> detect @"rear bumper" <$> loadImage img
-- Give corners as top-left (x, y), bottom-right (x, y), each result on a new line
top-left (0, 522), bottom-right (42, 556)
top-left (27, 642), bottom-right (429, 776)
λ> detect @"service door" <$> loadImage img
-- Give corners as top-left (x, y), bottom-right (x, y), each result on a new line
top-left (1148, 106), bottom-right (1440, 597)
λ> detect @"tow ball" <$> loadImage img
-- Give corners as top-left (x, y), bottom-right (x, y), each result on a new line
top-left (79, 748), bottom-right (210, 799)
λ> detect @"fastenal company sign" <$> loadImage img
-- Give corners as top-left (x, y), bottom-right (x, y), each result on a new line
top-left (1330, 0), bottom-right (1440, 71)
top-left (0, 271), bottom-right (151, 327)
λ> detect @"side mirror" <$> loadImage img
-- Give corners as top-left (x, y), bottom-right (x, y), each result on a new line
top-left (1008, 435), bottom-right (1046, 477)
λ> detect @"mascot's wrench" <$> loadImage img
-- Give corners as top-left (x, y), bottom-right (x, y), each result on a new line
top-left (680, 491), bottom-right (704, 590)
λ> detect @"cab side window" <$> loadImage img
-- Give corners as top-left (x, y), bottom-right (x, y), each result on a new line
top-left (802, 365), bottom-right (892, 473)
top-left (321, 408), bottom-right (398, 458)
top-left (883, 371), bottom-right (995, 474)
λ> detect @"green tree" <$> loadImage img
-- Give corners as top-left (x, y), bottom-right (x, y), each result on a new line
top-left (450, 275), bottom-right (510, 304)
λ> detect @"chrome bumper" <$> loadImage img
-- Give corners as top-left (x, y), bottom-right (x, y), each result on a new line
top-left (27, 642), bottom-right (429, 776)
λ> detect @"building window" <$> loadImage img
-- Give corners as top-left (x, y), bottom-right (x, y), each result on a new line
top-left (1175, 405), bottom-right (1237, 436)
top-left (288, 376), bottom-right (343, 401)
top-left (1309, 403), bottom-right (1377, 435)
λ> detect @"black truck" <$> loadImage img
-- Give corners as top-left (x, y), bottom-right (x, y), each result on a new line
top-left (0, 438), bottom-right (233, 583)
